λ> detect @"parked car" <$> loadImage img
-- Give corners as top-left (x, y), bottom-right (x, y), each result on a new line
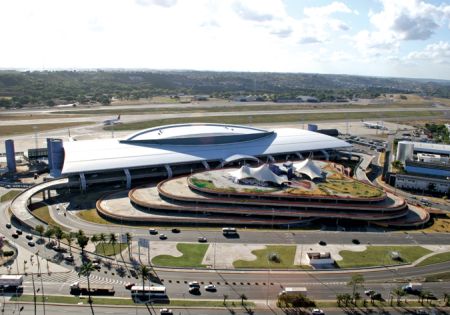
top-left (28, 241), bottom-right (35, 247)
top-left (26, 234), bottom-right (33, 240)
top-left (12, 233), bottom-right (18, 239)
top-left (64, 255), bottom-right (74, 262)
top-left (5, 223), bottom-right (11, 229)
top-left (16, 229), bottom-right (23, 235)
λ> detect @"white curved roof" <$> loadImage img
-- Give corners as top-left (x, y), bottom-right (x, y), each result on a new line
top-left (229, 164), bottom-right (288, 185)
top-left (293, 158), bottom-right (323, 180)
top-left (61, 124), bottom-right (351, 175)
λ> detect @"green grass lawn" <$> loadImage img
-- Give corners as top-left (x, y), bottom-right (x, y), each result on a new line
top-left (77, 208), bottom-right (115, 225)
top-left (10, 295), bottom-right (254, 307)
top-left (233, 245), bottom-right (309, 269)
top-left (0, 122), bottom-right (93, 137)
top-left (0, 190), bottom-right (21, 202)
top-left (95, 242), bottom-right (128, 256)
top-left (104, 110), bottom-right (440, 131)
top-left (31, 204), bottom-right (69, 231)
top-left (416, 251), bottom-right (450, 267)
top-left (337, 246), bottom-right (432, 268)
top-left (152, 243), bottom-right (209, 267)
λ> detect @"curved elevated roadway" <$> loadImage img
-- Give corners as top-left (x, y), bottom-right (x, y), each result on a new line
top-left (9, 177), bottom-right (71, 229)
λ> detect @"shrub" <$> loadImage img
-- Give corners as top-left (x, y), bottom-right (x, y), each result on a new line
top-left (3, 250), bottom-right (14, 257)
top-left (268, 253), bottom-right (281, 263)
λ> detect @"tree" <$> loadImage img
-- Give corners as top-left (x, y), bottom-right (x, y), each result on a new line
top-left (91, 234), bottom-right (99, 252)
top-left (64, 232), bottom-right (74, 256)
top-left (99, 233), bottom-right (107, 256)
top-left (347, 274), bottom-right (364, 303)
top-left (223, 294), bottom-right (228, 305)
top-left (240, 293), bottom-right (247, 306)
top-left (109, 233), bottom-right (117, 257)
top-left (44, 226), bottom-right (54, 243)
top-left (78, 262), bottom-right (97, 315)
top-left (336, 294), bottom-right (344, 307)
top-left (53, 226), bottom-right (64, 249)
top-left (126, 232), bottom-right (133, 259)
top-left (35, 225), bottom-right (45, 241)
top-left (76, 230), bottom-right (89, 254)
top-left (138, 264), bottom-right (150, 301)
top-left (392, 287), bottom-right (406, 305)
top-left (342, 293), bottom-right (352, 307)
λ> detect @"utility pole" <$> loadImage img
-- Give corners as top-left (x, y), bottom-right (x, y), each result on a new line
top-left (28, 258), bottom-right (37, 315)
top-left (36, 251), bottom-right (46, 315)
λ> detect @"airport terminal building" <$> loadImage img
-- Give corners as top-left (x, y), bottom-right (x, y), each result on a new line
top-left (60, 123), bottom-right (352, 191)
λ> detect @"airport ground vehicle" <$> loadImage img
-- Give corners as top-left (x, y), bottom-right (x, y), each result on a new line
top-left (131, 286), bottom-right (167, 302)
top-left (278, 287), bottom-right (308, 296)
top-left (70, 282), bottom-right (115, 295)
top-left (0, 275), bottom-right (23, 288)
top-left (222, 227), bottom-right (237, 235)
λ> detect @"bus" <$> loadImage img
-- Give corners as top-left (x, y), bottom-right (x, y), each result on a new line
top-left (222, 227), bottom-right (237, 235)
top-left (131, 285), bottom-right (167, 302)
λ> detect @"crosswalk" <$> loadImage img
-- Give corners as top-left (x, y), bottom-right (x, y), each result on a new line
top-left (24, 270), bottom-right (130, 286)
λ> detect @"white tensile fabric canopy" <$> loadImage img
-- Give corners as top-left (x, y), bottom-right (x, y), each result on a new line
top-left (293, 158), bottom-right (323, 180)
top-left (229, 164), bottom-right (288, 185)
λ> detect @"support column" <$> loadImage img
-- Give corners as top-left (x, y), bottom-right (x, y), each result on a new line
top-left (124, 169), bottom-right (131, 189)
top-left (295, 152), bottom-right (304, 160)
top-left (201, 160), bottom-right (210, 170)
top-left (320, 150), bottom-right (329, 161)
top-left (266, 155), bottom-right (275, 163)
top-left (80, 173), bottom-right (87, 193)
top-left (164, 165), bottom-right (173, 179)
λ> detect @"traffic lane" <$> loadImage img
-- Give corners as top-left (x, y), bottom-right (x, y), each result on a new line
top-left (1, 304), bottom-right (280, 315)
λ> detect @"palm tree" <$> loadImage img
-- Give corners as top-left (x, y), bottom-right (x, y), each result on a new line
top-left (240, 293), bottom-right (247, 306)
top-left (138, 265), bottom-right (150, 300)
top-left (223, 294), bottom-right (228, 305)
top-left (109, 233), bottom-right (117, 257)
top-left (64, 232), bottom-right (74, 256)
top-left (125, 232), bottom-right (133, 259)
top-left (76, 230), bottom-right (89, 254)
top-left (53, 226), bottom-right (64, 249)
top-left (392, 287), bottom-right (406, 305)
top-left (44, 226), bottom-right (54, 243)
top-left (347, 274), bottom-right (364, 303)
top-left (35, 225), bottom-right (44, 241)
top-left (78, 262), bottom-right (97, 315)
top-left (91, 234), bottom-right (99, 253)
top-left (99, 233), bottom-right (107, 256)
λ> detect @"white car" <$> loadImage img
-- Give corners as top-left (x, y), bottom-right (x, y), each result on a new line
top-left (311, 309), bottom-right (324, 315)
top-left (160, 308), bottom-right (173, 315)
top-left (204, 284), bottom-right (216, 291)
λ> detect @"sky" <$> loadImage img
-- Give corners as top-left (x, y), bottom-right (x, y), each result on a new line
top-left (1, 0), bottom-right (450, 80)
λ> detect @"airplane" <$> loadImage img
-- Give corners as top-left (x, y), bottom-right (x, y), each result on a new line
top-left (103, 115), bottom-right (121, 126)
top-left (362, 121), bottom-right (388, 130)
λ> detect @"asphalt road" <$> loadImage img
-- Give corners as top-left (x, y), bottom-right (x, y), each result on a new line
top-left (2, 303), bottom-right (449, 315)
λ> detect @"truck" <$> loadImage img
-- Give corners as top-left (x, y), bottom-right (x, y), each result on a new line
top-left (278, 287), bottom-right (308, 297)
top-left (70, 282), bottom-right (115, 295)
top-left (0, 275), bottom-right (24, 292)
top-left (402, 282), bottom-right (422, 293)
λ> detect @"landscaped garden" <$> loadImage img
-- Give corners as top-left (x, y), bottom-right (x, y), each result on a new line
top-left (233, 245), bottom-right (309, 269)
top-left (337, 246), bottom-right (432, 268)
top-left (152, 243), bottom-right (209, 267)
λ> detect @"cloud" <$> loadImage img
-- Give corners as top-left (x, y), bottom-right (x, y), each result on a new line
top-left (407, 41), bottom-right (450, 63)
top-left (298, 36), bottom-right (322, 44)
top-left (232, 2), bottom-right (274, 22)
top-left (270, 26), bottom-right (293, 38)
top-left (370, 0), bottom-right (450, 41)
top-left (304, 1), bottom-right (354, 17)
top-left (135, 0), bottom-right (177, 7)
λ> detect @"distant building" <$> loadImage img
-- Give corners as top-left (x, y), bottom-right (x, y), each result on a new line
top-left (193, 95), bottom-right (209, 101)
